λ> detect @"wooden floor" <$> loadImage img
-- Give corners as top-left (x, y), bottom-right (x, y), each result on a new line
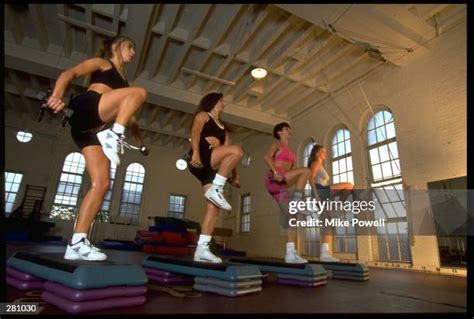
top-left (5, 242), bottom-right (467, 314)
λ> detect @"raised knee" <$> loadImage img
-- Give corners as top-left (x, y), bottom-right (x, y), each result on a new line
top-left (133, 87), bottom-right (148, 102)
top-left (233, 145), bottom-right (244, 158)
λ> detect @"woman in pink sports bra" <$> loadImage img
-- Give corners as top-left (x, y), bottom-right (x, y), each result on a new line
top-left (264, 122), bottom-right (311, 264)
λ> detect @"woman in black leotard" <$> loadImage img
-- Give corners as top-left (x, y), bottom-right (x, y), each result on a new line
top-left (45, 35), bottom-right (147, 261)
top-left (187, 92), bottom-right (243, 263)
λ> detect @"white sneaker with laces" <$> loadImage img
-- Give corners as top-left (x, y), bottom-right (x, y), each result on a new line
top-left (84, 237), bottom-right (101, 251)
top-left (285, 250), bottom-right (308, 264)
top-left (97, 129), bottom-right (124, 166)
top-left (320, 251), bottom-right (340, 262)
top-left (204, 184), bottom-right (232, 211)
top-left (64, 237), bottom-right (107, 261)
top-left (194, 242), bottom-right (222, 263)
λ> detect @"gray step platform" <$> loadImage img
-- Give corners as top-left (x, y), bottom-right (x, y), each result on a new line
top-left (142, 255), bottom-right (261, 281)
top-left (310, 261), bottom-right (369, 281)
top-left (194, 276), bottom-right (262, 289)
top-left (7, 252), bottom-right (147, 289)
top-left (229, 257), bottom-right (327, 277)
top-left (193, 283), bottom-right (262, 297)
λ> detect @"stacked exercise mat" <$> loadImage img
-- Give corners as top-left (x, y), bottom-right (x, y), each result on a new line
top-left (6, 266), bottom-right (46, 290)
top-left (142, 255), bottom-right (263, 297)
top-left (143, 267), bottom-right (194, 285)
top-left (314, 261), bottom-right (370, 281)
top-left (7, 252), bottom-right (148, 314)
top-left (136, 217), bottom-right (201, 256)
top-left (229, 257), bottom-right (328, 287)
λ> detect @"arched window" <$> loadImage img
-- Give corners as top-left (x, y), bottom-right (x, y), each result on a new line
top-left (51, 152), bottom-right (86, 220)
top-left (119, 163), bottom-right (145, 225)
top-left (98, 162), bottom-right (117, 222)
top-left (367, 110), bottom-right (410, 262)
top-left (331, 128), bottom-right (354, 184)
top-left (330, 127), bottom-right (356, 254)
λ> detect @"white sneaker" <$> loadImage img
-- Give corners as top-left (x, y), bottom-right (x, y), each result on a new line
top-left (204, 184), bottom-right (232, 211)
top-left (97, 129), bottom-right (124, 166)
top-left (285, 250), bottom-right (308, 264)
top-left (320, 251), bottom-right (340, 262)
top-left (64, 238), bottom-right (107, 261)
top-left (84, 237), bottom-right (101, 251)
top-left (194, 242), bottom-right (222, 263)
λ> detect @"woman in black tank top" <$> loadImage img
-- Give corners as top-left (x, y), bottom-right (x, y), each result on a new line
top-left (188, 92), bottom-right (244, 263)
top-left (43, 35), bottom-right (148, 262)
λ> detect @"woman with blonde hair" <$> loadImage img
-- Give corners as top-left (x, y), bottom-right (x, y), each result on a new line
top-left (45, 35), bottom-right (147, 261)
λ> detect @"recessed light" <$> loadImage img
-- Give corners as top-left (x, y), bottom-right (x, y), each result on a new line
top-left (251, 68), bottom-right (267, 80)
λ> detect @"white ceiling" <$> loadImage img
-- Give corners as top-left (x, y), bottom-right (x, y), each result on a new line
top-left (4, 4), bottom-right (466, 149)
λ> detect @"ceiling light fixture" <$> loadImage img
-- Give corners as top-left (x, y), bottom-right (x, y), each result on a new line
top-left (251, 67), bottom-right (267, 80)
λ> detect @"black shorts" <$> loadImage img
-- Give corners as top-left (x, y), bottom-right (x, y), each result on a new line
top-left (315, 184), bottom-right (331, 201)
top-left (187, 147), bottom-right (217, 186)
top-left (68, 91), bottom-right (108, 149)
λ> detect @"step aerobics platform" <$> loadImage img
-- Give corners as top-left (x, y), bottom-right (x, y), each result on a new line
top-left (142, 255), bottom-right (262, 297)
top-left (310, 261), bottom-right (369, 281)
top-left (7, 252), bottom-right (147, 289)
top-left (228, 257), bottom-right (327, 287)
top-left (7, 252), bottom-right (148, 313)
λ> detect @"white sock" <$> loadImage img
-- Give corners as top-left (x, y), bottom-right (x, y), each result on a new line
top-left (71, 233), bottom-right (87, 245)
top-left (212, 174), bottom-right (227, 187)
top-left (286, 242), bottom-right (295, 252)
top-left (198, 234), bottom-right (212, 245)
top-left (321, 243), bottom-right (329, 253)
top-left (112, 123), bottom-right (125, 135)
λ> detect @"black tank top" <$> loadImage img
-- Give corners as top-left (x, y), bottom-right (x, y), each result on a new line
top-left (200, 112), bottom-right (226, 146)
top-left (90, 59), bottom-right (129, 89)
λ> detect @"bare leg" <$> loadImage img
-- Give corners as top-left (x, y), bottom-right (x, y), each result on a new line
top-left (74, 146), bottom-right (110, 233)
top-left (285, 167), bottom-right (311, 190)
top-left (210, 144), bottom-right (244, 177)
top-left (200, 184), bottom-right (221, 235)
top-left (97, 87), bottom-right (148, 126)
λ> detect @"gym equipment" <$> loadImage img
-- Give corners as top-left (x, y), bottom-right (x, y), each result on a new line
top-left (142, 255), bottom-right (261, 282)
top-left (142, 255), bottom-right (262, 297)
top-left (310, 261), bottom-right (370, 281)
top-left (7, 276), bottom-right (45, 290)
top-left (43, 282), bottom-right (147, 302)
top-left (194, 277), bottom-right (262, 289)
top-left (229, 257), bottom-right (327, 287)
top-left (193, 283), bottom-right (262, 297)
top-left (41, 291), bottom-right (146, 314)
top-left (7, 252), bottom-right (147, 289)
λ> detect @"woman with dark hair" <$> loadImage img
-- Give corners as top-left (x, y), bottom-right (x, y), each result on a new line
top-left (187, 92), bottom-right (243, 263)
top-left (45, 35), bottom-right (148, 261)
top-left (264, 122), bottom-right (311, 263)
top-left (308, 144), bottom-right (353, 262)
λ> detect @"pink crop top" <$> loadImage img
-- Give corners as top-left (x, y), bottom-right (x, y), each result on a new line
top-left (274, 143), bottom-right (296, 165)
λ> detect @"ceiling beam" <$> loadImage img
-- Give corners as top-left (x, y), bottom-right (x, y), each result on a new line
top-left (29, 4), bottom-right (49, 51)
top-left (123, 4), bottom-right (159, 80)
top-left (167, 4), bottom-right (214, 85)
top-left (150, 4), bottom-right (183, 79)
top-left (201, 4), bottom-right (270, 94)
top-left (184, 4), bottom-right (244, 90)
